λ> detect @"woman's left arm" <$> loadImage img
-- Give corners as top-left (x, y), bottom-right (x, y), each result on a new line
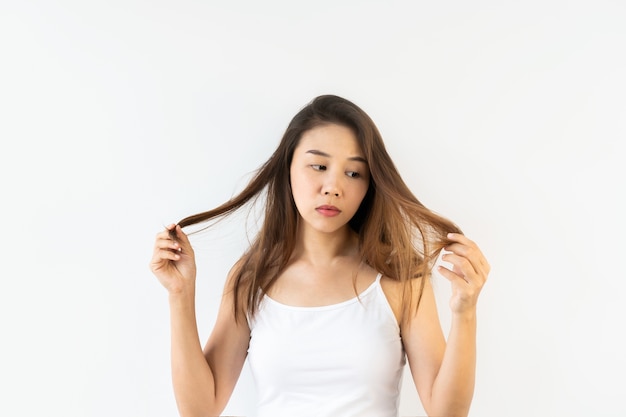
top-left (402, 233), bottom-right (490, 417)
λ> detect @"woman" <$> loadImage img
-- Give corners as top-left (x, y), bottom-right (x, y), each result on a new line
top-left (150, 95), bottom-right (490, 417)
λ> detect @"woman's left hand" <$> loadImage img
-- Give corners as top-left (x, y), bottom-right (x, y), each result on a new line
top-left (437, 233), bottom-right (490, 315)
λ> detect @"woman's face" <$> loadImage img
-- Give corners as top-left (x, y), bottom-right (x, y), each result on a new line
top-left (289, 123), bottom-right (370, 235)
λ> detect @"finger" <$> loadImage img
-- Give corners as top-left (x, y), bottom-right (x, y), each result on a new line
top-left (437, 264), bottom-right (470, 286)
top-left (446, 232), bottom-right (475, 246)
top-left (172, 224), bottom-right (187, 239)
top-left (442, 245), bottom-right (481, 275)
top-left (445, 253), bottom-right (489, 288)
top-left (156, 225), bottom-right (177, 241)
top-left (438, 265), bottom-right (482, 309)
top-left (445, 235), bottom-right (489, 272)
top-left (438, 260), bottom-right (485, 293)
top-left (447, 232), bottom-right (485, 258)
top-left (445, 234), bottom-right (479, 256)
top-left (153, 239), bottom-right (182, 258)
top-left (154, 236), bottom-right (182, 252)
top-left (447, 233), bottom-right (487, 259)
top-left (156, 224), bottom-right (186, 244)
top-left (170, 225), bottom-right (192, 250)
top-left (153, 247), bottom-right (182, 263)
top-left (441, 253), bottom-right (477, 282)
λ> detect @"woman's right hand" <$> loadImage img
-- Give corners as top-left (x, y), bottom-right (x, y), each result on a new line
top-left (150, 224), bottom-right (197, 294)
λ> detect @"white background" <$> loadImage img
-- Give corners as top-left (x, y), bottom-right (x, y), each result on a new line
top-left (1, 1), bottom-right (625, 416)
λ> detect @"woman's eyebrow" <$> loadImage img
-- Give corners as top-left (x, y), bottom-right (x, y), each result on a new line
top-left (305, 149), bottom-right (367, 163)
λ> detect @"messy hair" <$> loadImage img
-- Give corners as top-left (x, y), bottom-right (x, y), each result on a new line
top-left (176, 95), bottom-right (461, 323)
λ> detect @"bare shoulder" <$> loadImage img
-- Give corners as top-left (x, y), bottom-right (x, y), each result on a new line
top-left (380, 275), bottom-right (433, 326)
top-left (380, 275), bottom-right (404, 325)
top-left (222, 257), bottom-right (252, 316)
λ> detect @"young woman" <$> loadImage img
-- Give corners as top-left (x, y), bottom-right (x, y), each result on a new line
top-left (150, 95), bottom-right (490, 417)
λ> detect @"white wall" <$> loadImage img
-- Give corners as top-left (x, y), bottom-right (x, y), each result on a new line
top-left (1, 1), bottom-right (624, 416)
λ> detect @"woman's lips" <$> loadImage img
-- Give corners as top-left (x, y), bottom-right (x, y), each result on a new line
top-left (316, 205), bottom-right (341, 217)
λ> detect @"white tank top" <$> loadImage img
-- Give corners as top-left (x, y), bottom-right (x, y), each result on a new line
top-left (247, 273), bottom-right (406, 417)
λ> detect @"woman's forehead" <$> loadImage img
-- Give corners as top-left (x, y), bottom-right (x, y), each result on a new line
top-left (296, 124), bottom-right (364, 157)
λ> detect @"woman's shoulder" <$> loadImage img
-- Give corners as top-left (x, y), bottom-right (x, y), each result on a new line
top-left (380, 274), bottom-right (429, 325)
top-left (379, 275), bottom-right (404, 324)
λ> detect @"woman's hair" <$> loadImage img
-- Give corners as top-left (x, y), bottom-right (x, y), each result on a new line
top-left (176, 95), bottom-right (461, 323)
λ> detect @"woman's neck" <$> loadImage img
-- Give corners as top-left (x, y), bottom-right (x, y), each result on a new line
top-left (292, 225), bottom-right (359, 266)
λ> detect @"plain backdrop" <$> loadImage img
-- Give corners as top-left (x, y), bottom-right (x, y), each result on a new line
top-left (1, 1), bottom-right (625, 416)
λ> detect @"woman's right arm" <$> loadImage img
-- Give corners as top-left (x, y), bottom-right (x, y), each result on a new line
top-left (150, 224), bottom-right (250, 417)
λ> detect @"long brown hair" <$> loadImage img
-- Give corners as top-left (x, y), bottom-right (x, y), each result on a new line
top-left (176, 95), bottom-right (461, 323)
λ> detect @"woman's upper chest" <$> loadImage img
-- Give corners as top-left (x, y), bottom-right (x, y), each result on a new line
top-left (266, 261), bottom-right (379, 307)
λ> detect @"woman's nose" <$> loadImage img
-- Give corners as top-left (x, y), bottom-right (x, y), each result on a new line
top-left (322, 176), bottom-right (341, 197)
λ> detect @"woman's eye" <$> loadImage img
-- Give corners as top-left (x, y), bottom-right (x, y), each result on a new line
top-left (311, 164), bottom-right (326, 171)
top-left (347, 171), bottom-right (360, 178)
